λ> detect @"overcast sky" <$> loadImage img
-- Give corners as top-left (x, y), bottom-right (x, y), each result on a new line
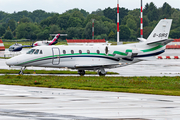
top-left (0, 0), bottom-right (179, 14)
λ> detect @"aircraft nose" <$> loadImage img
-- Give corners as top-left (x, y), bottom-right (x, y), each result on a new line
top-left (6, 58), bottom-right (18, 66)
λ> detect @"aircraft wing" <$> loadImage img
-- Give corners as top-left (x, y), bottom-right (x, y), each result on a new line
top-left (75, 63), bottom-right (119, 69)
top-left (136, 56), bottom-right (157, 61)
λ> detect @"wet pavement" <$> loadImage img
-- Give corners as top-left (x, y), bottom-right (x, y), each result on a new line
top-left (1, 49), bottom-right (180, 120)
top-left (0, 84), bottom-right (180, 120)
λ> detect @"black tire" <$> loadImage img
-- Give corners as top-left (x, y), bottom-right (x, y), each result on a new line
top-left (98, 71), bottom-right (106, 76)
top-left (78, 70), bottom-right (85, 76)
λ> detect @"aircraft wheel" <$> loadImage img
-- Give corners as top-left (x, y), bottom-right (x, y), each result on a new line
top-left (78, 70), bottom-right (85, 76)
top-left (98, 71), bottom-right (106, 76)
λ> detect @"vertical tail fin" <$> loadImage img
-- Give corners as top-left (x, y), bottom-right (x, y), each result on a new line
top-left (147, 19), bottom-right (172, 44)
top-left (49, 34), bottom-right (61, 45)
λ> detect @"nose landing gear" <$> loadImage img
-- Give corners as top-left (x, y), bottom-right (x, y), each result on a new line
top-left (19, 67), bottom-right (26, 75)
top-left (98, 68), bottom-right (106, 76)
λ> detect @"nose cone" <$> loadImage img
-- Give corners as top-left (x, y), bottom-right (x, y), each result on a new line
top-left (6, 58), bottom-right (18, 66)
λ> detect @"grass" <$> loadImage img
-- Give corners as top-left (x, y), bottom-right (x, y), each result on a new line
top-left (0, 57), bottom-right (11, 59)
top-left (0, 69), bottom-right (118, 75)
top-left (0, 75), bottom-right (180, 96)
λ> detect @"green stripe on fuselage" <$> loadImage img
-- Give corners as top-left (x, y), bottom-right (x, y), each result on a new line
top-left (141, 45), bottom-right (164, 52)
top-left (17, 53), bottom-right (113, 66)
top-left (113, 51), bottom-right (127, 56)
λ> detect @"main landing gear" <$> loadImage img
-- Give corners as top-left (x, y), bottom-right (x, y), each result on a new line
top-left (98, 68), bottom-right (106, 76)
top-left (78, 70), bottom-right (85, 76)
top-left (19, 67), bottom-right (26, 75)
top-left (78, 68), bottom-right (106, 76)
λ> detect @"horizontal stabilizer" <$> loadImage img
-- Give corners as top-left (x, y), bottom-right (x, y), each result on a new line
top-left (137, 38), bottom-right (147, 42)
top-left (147, 39), bottom-right (174, 45)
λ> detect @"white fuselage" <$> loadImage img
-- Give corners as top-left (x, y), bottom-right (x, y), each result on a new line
top-left (6, 42), bottom-right (165, 70)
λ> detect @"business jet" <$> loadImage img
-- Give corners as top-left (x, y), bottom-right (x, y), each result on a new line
top-left (9, 34), bottom-right (66, 52)
top-left (6, 19), bottom-right (173, 76)
top-left (33, 34), bottom-right (67, 46)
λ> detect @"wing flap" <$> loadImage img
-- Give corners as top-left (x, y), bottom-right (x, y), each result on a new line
top-left (75, 63), bottom-right (119, 69)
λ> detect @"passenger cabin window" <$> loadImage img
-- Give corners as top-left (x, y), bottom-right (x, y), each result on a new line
top-left (79, 50), bottom-right (82, 54)
top-left (34, 49), bottom-right (39, 54)
top-left (63, 50), bottom-right (66, 54)
top-left (87, 50), bottom-right (90, 54)
top-left (71, 50), bottom-right (74, 54)
top-left (97, 50), bottom-right (100, 54)
top-left (26, 49), bottom-right (35, 54)
top-left (40, 50), bottom-right (43, 54)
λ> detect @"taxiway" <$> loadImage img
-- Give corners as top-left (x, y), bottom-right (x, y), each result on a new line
top-left (0, 84), bottom-right (180, 120)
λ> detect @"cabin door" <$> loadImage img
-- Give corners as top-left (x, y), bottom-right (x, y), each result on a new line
top-left (52, 47), bottom-right (60, 65)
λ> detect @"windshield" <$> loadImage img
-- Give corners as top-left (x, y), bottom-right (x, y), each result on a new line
top-left (26, 49), bottom-right (35, 54)
top-left (34, 49), bottom-right (39, 54)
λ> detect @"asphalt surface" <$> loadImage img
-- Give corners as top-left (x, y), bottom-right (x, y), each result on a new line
top-left (0, 85), bottom-right (180, 120)
top-left (1, 49), bottom-right (180, 120)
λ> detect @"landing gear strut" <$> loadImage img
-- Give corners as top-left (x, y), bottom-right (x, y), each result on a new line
top-left (19, 67), bottom-right (26, 75)
top-left (98, 68), bottom-right (106, 76)
top-left (78, 70), bottom-right (85, 76)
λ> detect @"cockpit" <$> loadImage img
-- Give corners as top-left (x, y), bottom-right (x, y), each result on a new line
top-left (26, 49), bottom-right (43, 54)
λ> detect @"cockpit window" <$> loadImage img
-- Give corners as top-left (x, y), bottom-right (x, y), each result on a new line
top-left (34, 49), bottom-right (39, 54)
top-left (40, 50), bottom-right (43, 54)
top-left (26, 49), bottom-right (35, 54)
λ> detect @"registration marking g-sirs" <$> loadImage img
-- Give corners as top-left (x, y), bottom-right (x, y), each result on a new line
top-left (153, 33), bottom-right (168, 38)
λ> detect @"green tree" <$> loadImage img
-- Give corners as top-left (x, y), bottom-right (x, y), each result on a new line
top-left (162, 2), bottom-right (172, 18)
top-left (0, 26), bottom-right (6, 36)
top-left (126, 18), bottom-right (137, 31)
top-left (119, 25), bottom-right (131, 39)
top-left (57, 13), bottom-right (70, 30)
top-left (170, 28), bottom-right (180, 38)
top-left (7, 19), bottom-right (16, 31)
top-left (37, 29), bottom-right (49, 40)
top-left (68, 17), bottom-right (82, 28)
top-left (108, 30), bottom-right (115, 40)
top-left (171, 10), bottom-right (180, 29)
top-left (67, 27), bottom-right (83, 39)
top-left (49, 25), bottom-right (60, 34)
top-left (92, 9), bottom-right (104, 16)
top-left (83, 21), bottom-right (108, 39)
top-left (4, 31), bottom-right (13, 39)
top-left (147, 2), bottom-right (159, 21)
top-left (16, 23), bottom-right (40, 39)
top-left (19, 17), bottom-right (31, 23)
